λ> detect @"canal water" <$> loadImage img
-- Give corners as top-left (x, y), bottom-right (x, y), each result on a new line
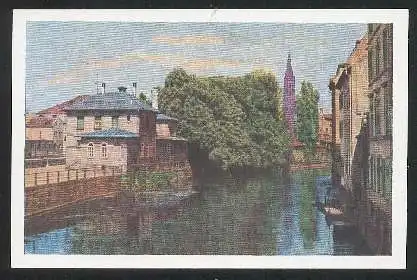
top-left (24, 169), bottom-right (371, 255)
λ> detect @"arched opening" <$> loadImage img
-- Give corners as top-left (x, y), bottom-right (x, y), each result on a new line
top-left (101, 142), bottom-right (107, 158)
top-left (87, 142), bottom-right (94, 158)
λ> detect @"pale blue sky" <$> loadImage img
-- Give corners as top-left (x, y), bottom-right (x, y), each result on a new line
top-left (25, 22), bottom-right (367, 113)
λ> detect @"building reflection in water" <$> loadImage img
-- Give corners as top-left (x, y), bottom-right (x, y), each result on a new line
top-left (24, 169), bottom-right (367, 255)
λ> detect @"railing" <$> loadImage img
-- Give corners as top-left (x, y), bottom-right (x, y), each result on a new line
top-left (25, 166), bottom-right (124, 187)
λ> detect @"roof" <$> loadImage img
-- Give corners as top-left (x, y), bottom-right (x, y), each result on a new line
top-left (64, 93), bottom-right (157, 112)
top-left (38, 95), bottom-right (90, 115)
top-left (78, 128), bottom-right (138, 139)
top-left (156, 113), bottom-right (178, 121)
top-left (26, 116), bottom-right (54, 128)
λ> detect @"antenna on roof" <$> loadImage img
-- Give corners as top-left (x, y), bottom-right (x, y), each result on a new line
top-left (95, 73), bottom-right (105, 95)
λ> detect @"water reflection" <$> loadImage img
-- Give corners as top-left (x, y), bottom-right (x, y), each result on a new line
top-left (24, 169), bottom-right (369, 255)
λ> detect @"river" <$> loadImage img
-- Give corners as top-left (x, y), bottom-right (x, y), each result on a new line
top-left (24, 168), bottom-right (372, 255)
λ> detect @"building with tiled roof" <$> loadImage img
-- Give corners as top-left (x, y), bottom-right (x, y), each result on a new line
top-left (62, 88), bottom-right (189, 172)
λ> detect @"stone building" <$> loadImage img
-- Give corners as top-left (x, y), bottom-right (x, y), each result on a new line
top-left (62, 87), bottom-right (190, 173)
top-left (329, 36), bottom-right (369, 192)
top-left (25, 116), bottom-right (65, 167)
top-left (364, 23), bottom-right (393, 255)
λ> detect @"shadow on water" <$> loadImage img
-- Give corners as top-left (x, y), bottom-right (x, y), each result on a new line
top-left (24, 168), bottom-right (371, 255)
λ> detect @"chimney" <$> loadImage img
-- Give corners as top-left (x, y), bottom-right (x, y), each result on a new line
top-left (100, 83), bottom-right (106, 95)
top-left (151, 87), bottom-right (159, 109)
top-left (132, 82), bottom-right (137, 96)
top-left (118, 86), bottom-right (127, 94)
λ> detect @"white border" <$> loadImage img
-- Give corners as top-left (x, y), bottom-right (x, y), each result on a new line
top-left (12, 9), bottom-right (408, 269)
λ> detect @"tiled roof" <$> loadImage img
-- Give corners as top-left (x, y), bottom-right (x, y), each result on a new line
top-left (38, 95), bottom-right (90, 115)
top-left (156, 113), bottom-right (178, 121)
top-left (65, 93), bottom-right (157, 112)
top-left (78, 128), bottom-right (138, 139)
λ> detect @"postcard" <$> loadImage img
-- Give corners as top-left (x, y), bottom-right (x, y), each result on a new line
top-left (11, 9), bottom-right (408, 269)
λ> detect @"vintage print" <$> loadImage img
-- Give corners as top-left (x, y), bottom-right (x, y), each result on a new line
top-left (12, 10), bottom-right (407, 268)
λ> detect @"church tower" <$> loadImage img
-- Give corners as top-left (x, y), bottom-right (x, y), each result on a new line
top-left (283, 53), bottom-right (296, 140)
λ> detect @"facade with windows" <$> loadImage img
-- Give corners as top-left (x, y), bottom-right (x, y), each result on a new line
top-left (330, 36), bottom-right (369, 193)
top-left (365, 23), bottom-right (393, 255)
top-left (156, 113), bottom-right (188, 166)
top-left (25, 116), bottom-right (65, 168)
top-left (62, 88), bottom-right (190, 172)
top-left (63, 88), bottom-right (158, 170)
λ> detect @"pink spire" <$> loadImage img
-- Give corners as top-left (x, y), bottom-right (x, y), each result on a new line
top-left (283, 52), bottom-right (296, 141)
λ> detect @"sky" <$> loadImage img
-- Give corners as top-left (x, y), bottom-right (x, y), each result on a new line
top-left (25, 22), bottom-right (367, 113)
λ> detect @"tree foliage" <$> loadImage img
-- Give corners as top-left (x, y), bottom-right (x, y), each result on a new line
top-left (296, 81), bottom-right (319, 151)
top-left (137, 91), bottom-right (152, 106)
top-left (158, 68), bottom-right (290, 170)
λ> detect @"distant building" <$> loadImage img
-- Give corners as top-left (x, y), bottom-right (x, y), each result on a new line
top-left (25, 116), bottom-right (65, 167)
top-left (283, 53), bottom-right (296, 140)
top-left (318, 108), bottom-right (332, 147)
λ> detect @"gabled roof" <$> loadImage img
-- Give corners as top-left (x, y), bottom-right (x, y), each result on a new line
top-left (38, 95), bottom-right (90, 115)
top-left (78, 128), bottom-right (138, 139)
top-left (156, 113), bottom-right (178, 121)
top-left (65, 93), bottom-right (157, 112)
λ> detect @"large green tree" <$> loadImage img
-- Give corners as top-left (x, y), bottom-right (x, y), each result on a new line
top-left (296, 81), bottom-right (319, 151)
top-left (158, 68), bottom-right (290, 171)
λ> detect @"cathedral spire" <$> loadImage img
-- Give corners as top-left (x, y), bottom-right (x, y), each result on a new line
top-left (286, 52), bottom-right (293, 73)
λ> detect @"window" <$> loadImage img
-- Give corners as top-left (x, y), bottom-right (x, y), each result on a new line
top-left (384, 158), bottom-right (392, 198)
top-left (375, 42), bottom-right (380, 76)
top-left (144, 114), bottom-right (149, 130)
top-left (339, 121), bottom-right (343, 138)
top-left (127, 115), bottom-right (131, 122)
top-left (375, 96), bottom-right (381, 136)
top-left (140, 143), bottom-right (145, 157)
top-left (383, 28), bottom-right (390, 68)
top-left (368, 49), bottom-right (373, 81)
top-left (384, 86), bottom-right (393, 136)
top-left (87, 143), bottom-right (94, 158)
top-left (94, 116), bottom-right (102, 130)
top-left (112, 116), bottom-right (119, 128)
top-left (101, 143), bottom-right (107, 158)
top-left (77, 116), bottom-right (84, 130)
